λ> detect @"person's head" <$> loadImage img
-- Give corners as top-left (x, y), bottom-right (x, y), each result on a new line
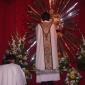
top-left (41, 12), bottom-right (51, 21)
top-left (3, 54), bottom-right (16, 64)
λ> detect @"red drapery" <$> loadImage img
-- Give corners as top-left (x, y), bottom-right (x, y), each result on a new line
top-left (0, 0), bottom-right (16, 63)
top-left (0, 0), bottom-right (85, 85)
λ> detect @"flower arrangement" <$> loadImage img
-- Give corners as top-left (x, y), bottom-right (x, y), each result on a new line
top-left (59, 52), bottom-right (81, 85)
top-left (59, 52), bottom-right (70, 72)
top-left (3, 33), bottom-right (31, 79)
top-left (76, 35), bottom-right (85, 70)
top-left (65, 67), bottom-right (81, 85)
top-left (59, 56), bottom-right (69, 72)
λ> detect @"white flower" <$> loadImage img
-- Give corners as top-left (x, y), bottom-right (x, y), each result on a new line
top-left (70, 80), bottom-right (75, 85)
top-left (12, 50), bottom-right (17, 54)
top-left (24, 62), bottom-right (28, 65)
top-left (77, 55), bottom-right (82, 59)
top-left (61, 57), bottom-right (65, 61)
top-left (23, 56), bottom-right (28, 60)
top-left (17, 55), bottom-right (22, 58)
top-left (19, 60), bottom-right (23, 63)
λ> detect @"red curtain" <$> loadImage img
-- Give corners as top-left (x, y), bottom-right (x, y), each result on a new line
top-left (0, 0), bottom-right (85, 85)
top-left (0, 0), bottom-right (27, 63)
top-left (80, 0), bottom-right (85, 33)
top-left (0, 0), bottom-right (16, 63)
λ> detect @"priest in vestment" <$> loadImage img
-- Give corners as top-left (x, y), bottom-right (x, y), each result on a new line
top-left (36, 12), bottom-right (60, 85)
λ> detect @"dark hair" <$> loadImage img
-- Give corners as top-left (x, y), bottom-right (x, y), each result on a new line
top-left (3, 54), bottom-right (16, 64)
top-left (41, 12), bottom-right (51, 21)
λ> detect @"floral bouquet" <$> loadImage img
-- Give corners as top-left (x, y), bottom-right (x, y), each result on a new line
top-left (76, 45), bottom-right (85, 70)
top-left (65, 67), bottom-right (81, 85)
top-left (59, 56), bottom-right (69, 72)
top-left (3, 33), bottom-right (32, 80)
top-left (76, 35), bottom-right (85, 70)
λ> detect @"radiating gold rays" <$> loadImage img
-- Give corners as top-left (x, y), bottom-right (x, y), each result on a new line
top-left (27, 0), bottom-right (81, 58)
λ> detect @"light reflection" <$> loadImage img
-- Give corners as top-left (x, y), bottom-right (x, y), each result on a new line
top-left (60, 18), bottom-right (63, 22)
top-left (27, 41), bottom-right (36, 52)
top-left (66, 2), bottom-right (78, 13)
top-left (62, 10), bottom-right (78, 20)
top-left (68, 12), bottom-right (73, 17)
top-left (61, 2), bottom-right (78, 18)
top-left (31, 54), bottom-right (35, 61)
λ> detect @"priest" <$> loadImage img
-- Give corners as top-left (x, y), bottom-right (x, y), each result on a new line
top-left (36, 12), bottom-right (60, 85)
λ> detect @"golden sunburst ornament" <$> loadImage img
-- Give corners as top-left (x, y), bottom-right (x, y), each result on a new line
top-left (26, 0), bottom-right (82, 62)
